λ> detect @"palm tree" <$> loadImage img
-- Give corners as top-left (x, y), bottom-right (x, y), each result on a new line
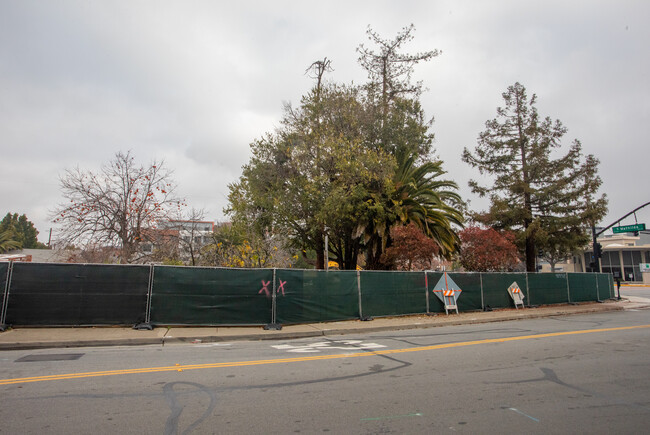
top-left (360, 151), bottom-right (463, 269)
top-left (0, 229), bottom-right (21, 253)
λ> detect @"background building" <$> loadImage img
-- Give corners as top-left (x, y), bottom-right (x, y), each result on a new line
top-left (576, 232), bottom-right (650, 283)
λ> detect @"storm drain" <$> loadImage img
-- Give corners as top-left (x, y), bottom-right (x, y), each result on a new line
top-left (15, 353), bottom-right (84, 362)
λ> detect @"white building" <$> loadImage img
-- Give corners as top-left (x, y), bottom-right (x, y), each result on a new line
top-left (574, 232), bottom-right (650, 283)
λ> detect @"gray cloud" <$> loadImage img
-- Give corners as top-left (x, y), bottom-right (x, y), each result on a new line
top-left (1, 0), bottom-right (649, 241)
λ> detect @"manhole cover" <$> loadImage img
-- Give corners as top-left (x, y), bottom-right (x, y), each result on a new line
top-left (15, 353), bottom-right (84, 362)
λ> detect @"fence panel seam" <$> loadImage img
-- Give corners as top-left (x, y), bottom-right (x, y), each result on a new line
top-left (526, 272), bottom-right (530, 307)
top-left (272, 268), bottom-right (277, 324)
top-left (144, 264), bottom-right (155, 324)
top-left (1, 262), bottom-right (14, 326)
top-left (424, 271), bottom-right (430, 314)
top-left (478, 272), bottom-right (485, 311)
top-left (357, 270), bottom-right (363, 319)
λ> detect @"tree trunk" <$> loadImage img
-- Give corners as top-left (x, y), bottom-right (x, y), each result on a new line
top-left (315, 234), bottom-right (325, 270)
top-left (525, 233), bottom-right (536, 272)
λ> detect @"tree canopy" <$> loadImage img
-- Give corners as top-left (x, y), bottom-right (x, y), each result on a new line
top-left (0, 213), bottom-right (47, 250)
top-left (462, 83), bottom-right (607, 271)
top-left (227, 26), bottom-right (463, 270)
top-left (52, 151), bottom-right (184, 263)
top-left (458, 225), bottom-right (520, 272)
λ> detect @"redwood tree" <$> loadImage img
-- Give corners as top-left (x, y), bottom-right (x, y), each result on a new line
top-left (462, 83), bottom-right (607, 271)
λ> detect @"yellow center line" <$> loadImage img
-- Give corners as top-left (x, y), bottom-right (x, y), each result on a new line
top-left (2, 324), bottom-right (649, 386)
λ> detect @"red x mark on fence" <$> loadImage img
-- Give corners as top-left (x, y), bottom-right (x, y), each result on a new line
top-left (258, 280), bottom-right (271, 297)
top-left (258, 279), bottom-right (287, 297)
top-left (278, 280), bottom-right (287, 296)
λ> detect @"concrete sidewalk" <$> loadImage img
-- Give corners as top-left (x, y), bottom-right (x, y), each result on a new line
top-left (1, 298), bottom-right (648, 351)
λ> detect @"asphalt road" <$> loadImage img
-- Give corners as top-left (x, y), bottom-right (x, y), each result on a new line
top-left (1, 309), bottom-right (649, 434)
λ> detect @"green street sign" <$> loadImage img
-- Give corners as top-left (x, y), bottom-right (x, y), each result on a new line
top-left (613, 223), bottom-right (646, 233)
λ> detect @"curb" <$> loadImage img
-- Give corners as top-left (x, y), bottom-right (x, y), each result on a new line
top-left (0, 303), bottom-right (633, 351)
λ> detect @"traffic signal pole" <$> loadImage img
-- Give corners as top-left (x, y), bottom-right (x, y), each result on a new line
top-left (591, 225), bottom-right (602, 273)
top-left (591, 201), bottom-right (650, 274)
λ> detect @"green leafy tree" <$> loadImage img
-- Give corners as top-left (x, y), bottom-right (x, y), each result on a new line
top-left (355, 25), bottom-right (462, 268)
top-left (462, 83), bottom-right (607, 271)
top-left (228, 83), bottom-right (395, 270)
top-left (0, 213), bottom-right (47, 249)
top-left (202, 222), bottom-right (296, 268)
top-left (229, 26), bottom-right (463, 270)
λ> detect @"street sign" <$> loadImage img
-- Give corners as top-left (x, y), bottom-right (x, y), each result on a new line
top-left (613, 223), bottom-right (646, 233)
top-left (640, 263), bottom-right (650, 273)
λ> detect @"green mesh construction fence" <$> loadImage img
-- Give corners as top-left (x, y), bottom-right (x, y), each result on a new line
top-left (150, 266), bottom-right (273, 325)
top-left (0, 263), bottom-right (615, 326)
top-left (597, 273), bottom-right (614, 299)
top-left (6, 263), bottom-right (150, 326)
top-left (425, 272), bottom-right (444, 313)
top-left (275, 269), bottom-right (359, 324)
top-left (481, 273), bottom-right (528, 309)
top-left (360, 271), bottom-right (427, 317)
top-left (568, 273), bottom-right (598, 302)
top-left (528, 273), bottom-right (569, 306)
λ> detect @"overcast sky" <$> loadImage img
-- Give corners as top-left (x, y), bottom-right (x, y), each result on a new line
top-left (1, 1), bottom-right (648, 243)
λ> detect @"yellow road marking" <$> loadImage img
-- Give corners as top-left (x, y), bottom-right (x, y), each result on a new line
top-left (2, 324), bottom-right (649, 386)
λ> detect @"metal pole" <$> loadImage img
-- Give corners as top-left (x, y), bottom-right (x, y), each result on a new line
top-left (144, 264), bottom-right (155, 324)
top-left (272, 268), bottom-right (277, 324)
top-left (1, 261), bottom-right (14, 328)
top-left (425, 271), bottom-right (430, 314)
top-left (324, 230), bottom-right (329, 271)
top-left (591, 225), bottom-right (602, 273)
top-left (357, 270), bottom-right (363, 319)
top-left (565, 272), bottom-right (571, 304)
top-left (478, 272), bottom-right (480, 310)
top-left (525, 272), bottom-right (530, 307)
top-left (595, 272), bottom-right (600, 301)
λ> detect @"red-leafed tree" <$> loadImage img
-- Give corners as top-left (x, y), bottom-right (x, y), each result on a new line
top-left (458, 225), bottom-right (521, 272)
top-left (52, 151), bottom-right (184, 263)
top-left (381, 223), bottom-right (440, 271)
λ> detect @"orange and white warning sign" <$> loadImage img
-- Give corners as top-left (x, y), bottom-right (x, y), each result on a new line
top-left (507, 281), bottom-right (525, 308)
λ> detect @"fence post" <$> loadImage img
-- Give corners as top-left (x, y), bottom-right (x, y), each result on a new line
top-left (263, 268), bottom-right (282, 330)
top-left (424, 270), bottom-right (431, 314)
top-left (0, 261), bottom-right (14, 330)
top-left (357, 270), bottom-right (363, 319)
top-left (272, 268), bottom-right (277, 325)
top-left (525, 272), bottom-right (531, 307)
top-left (134, 264), bottom-right (155, 330)
top-left (608, 273), bottom-right (615, 299)
top-left (595, 273), bottom-right (600, 301)
top-left (566, 272), bottom-right (571, 304)
top-left (146, 264), bottom-right (155, 323)
top-left (478, 272), bottom-right (485, 311)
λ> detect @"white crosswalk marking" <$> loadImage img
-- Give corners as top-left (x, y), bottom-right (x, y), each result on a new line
top-left (272, 340), bottom-right (386, 353)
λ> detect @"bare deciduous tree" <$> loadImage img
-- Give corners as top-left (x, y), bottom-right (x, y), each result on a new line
top-left (52, 151), bottom-right (184, 263)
